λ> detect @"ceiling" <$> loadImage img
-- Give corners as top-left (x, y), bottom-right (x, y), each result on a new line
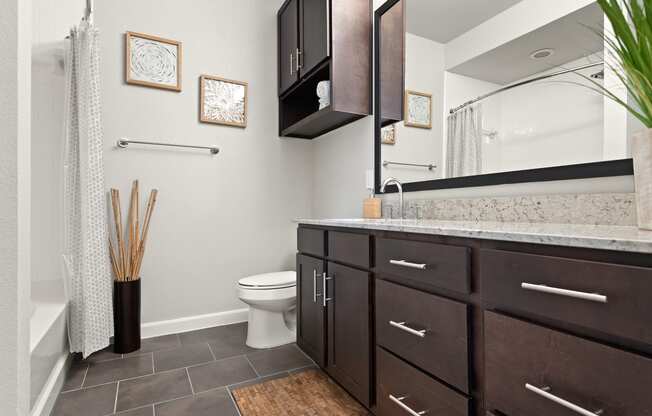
top-left (406, 0), bottom-right (524, 44)
top-left (448, 3), bottom-right (604, 85)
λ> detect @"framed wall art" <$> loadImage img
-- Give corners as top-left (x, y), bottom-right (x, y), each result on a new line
top-left (200, 75), bottom-right (248, 128)
top-left (126, 31), bottom-right (182, 91)
top-left (404, 90), bottom-right (432, 129)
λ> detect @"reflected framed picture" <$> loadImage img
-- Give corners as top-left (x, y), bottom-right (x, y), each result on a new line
top-left (404, 90), bottom-right (432, 129)
top-left (200, 75), bottom-right (248, 128)
top-left (381, 124), bottom-right (396, 145)
top-left (125, 31), bottom-right (182, 91)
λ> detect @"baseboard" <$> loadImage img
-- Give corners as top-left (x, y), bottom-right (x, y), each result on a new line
top-left (30, 353), bottom-right (70, 416)
top-left (141, 308), bottom-right (249, 339)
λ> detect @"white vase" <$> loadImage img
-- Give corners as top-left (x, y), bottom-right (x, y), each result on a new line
top-left (632, 128), bottom-right (652, 230)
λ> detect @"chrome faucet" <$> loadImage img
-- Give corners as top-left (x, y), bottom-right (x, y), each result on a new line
top-left (380, 177), bottom-right (403, 219)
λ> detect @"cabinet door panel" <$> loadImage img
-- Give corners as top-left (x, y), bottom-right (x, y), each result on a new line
top-left (297, 254), bottom-right (325, 367)
top-left (327, 262), bottom-right (371, 407)
top-left (485, 311), bottom-right (652, 416)
top-left (279, 0), bottom-right (300, 94)
top-left (300, 0), bottom-right (330, 76)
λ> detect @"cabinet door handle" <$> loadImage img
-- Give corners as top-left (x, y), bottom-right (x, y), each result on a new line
top-left (312, 269), bottom-right (321, 303)
top-left (322, 273), bottom-right (332, 307)
top-left (290, 52), bottom-right (294, 75)
top-left (521, 283), bottom-right (607, 303)
top-left (388, 394), bottom-right (428, 416)
top-left (389, 321), bottom-right (427, 338)
top-left (525, 384), bottom-right (603, 416)
top-left (390, 259), bottom-right (427, 270)
top-left (296, 48), bottom-right (303, 70)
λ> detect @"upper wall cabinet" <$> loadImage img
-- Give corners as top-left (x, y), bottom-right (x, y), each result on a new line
top-left (278, 0), bottom-right (372, 139)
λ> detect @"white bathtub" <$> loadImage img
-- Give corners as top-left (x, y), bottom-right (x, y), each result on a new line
top-left (30, 280), bottom-right (68, 416)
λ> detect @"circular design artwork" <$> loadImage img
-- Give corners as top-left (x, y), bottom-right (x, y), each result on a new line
top-left (129, 37), bottom-right (178, 87)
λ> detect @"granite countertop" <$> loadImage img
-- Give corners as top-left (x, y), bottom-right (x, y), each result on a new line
top-left (295, 218), bottom-right (652, 253)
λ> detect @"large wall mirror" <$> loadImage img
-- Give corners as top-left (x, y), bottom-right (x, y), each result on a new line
top-left (374, 0), bottom-right (641, 193)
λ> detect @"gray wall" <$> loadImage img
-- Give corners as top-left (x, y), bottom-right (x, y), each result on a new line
top-left (96, 0), bottom-right (313, 324)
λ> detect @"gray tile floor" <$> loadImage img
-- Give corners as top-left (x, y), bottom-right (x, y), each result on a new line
top-left (53, 323), bottom-right (316, 416)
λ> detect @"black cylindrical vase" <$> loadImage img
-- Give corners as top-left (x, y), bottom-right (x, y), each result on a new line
top-left (113, 279), bottom-right (141, 354)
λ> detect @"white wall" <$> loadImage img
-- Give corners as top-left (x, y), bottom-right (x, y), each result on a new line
top-left (96, 0), bottom-right (313, 324)
top-left (0, 0), bottom-right (32, 413)
top-left (381, 33), bottom-right (444, 183)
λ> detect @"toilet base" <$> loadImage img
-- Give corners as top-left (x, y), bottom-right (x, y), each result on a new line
top-left (245, 307), bottom-right (296, 349)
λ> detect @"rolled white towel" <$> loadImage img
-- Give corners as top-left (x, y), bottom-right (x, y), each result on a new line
top-left (316, 80), bottom-right (331, 99)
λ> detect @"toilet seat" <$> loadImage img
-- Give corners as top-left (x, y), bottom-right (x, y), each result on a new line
top-left (238, 271), bottom-right (296, 290)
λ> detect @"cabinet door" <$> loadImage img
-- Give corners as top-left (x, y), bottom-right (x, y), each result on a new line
top-left (296, 254), bottom-right (326, 367)
top-left (279, 0), bottom-right (300, 94)
top-left (300, 0), bottom-right (329, 76)
top-left (326, 262), bottom-right (371, 407)
top-left (379, 0), bottom-right (404, 125)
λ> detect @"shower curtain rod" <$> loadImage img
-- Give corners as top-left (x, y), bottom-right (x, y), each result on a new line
top-left (84, 0), bottom-right (93, 23)
top-left (448, 61), bottom-right (604, 115)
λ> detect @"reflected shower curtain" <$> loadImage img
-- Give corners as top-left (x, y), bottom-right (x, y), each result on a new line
top-left (446, 104), bottom-right (483, 178)
top-left (62, 21), bottom-right (113, 357)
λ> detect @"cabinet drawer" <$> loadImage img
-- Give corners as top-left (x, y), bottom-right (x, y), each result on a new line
top-left (485, 311), bottom-right (652, 416)
top-left (297, 227), bottom-right (325, 257)
top-left (376, 238), bottom-right (471, 294)
top-left (481, 249), bottom-right (652, 345)
top-left (376, 347), bottom-right (469, 416)
top-left (376, 279), bottom-right (469, 393)
top-left (328, 231), bottom-right (370, 268)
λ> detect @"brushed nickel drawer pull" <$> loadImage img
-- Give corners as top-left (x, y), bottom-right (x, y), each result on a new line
top-left (290, 52), bottom-right (294, 76)
top-left (525, 384), bottom-right (604, 416)
top-left (312, 270), bottom-right (321, 303)
top-left (322, 273), bottom-right (332, 307)
top-left (389, 321), bottom-right (427, 338)
top-left (390, 259), bottom-right (427, 270)
top-left (521, 283), bottom-right (607, 303)
top-left (389, 394), bottom-right (428, 416)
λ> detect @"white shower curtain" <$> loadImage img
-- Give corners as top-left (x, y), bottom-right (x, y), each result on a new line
top-left (62, 21), bottom-right (113, 358)
top-left (446, 104), bottom-right (483, 178)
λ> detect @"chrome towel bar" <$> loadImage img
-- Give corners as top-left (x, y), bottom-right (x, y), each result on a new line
top-left (383, 160), bottom-right (436, 171)
top-left (117, 139), bottom-right (220, 155)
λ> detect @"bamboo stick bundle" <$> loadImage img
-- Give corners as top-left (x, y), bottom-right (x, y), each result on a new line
top-left (108, 181), bottom-right (158, 282)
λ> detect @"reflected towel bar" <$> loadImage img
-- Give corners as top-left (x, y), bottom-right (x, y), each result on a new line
top-left (383, 160), bottom-right (436, 171)
top-left (117, 139), bottom-right (220, 155)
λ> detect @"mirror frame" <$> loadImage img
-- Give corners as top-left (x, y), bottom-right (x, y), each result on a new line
top-left (373, 0), bottom-right (633, 195)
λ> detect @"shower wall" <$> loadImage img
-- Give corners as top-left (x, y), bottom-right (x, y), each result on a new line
top-left (31, 0), bottom-right (78, 290)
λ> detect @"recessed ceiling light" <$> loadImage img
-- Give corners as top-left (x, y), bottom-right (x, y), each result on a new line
top-left (530, 48), bottom-right (555, 59)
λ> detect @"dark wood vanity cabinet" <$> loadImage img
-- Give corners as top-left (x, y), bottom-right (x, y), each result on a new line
top-left (278, 0), bottom-right (300, 94)
top-left (296, 229), bottom-right (372, 407)
top-left (296, 224), bottom-right (652, 416)
top-left (277, 0), bottom-right (371, 139)
top-left (296, 254), bottom-right (326, 367)
top-left (278, 0), bottom-right (329, 95)
top-left (326, 262), bottom-right (371, 407)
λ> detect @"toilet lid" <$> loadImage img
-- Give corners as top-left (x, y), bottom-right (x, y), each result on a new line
top-left (238, 271), bottom-right (296, 290)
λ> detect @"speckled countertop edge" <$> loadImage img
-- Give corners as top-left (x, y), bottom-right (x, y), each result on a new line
top-left (295, 219), bottom-right (652, 254)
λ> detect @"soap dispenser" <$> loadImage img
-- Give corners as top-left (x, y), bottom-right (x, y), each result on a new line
top-left (363, 170), bottom-right (382, 219)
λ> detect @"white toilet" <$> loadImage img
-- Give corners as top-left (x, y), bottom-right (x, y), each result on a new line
top-left (237, 271), bottom-right (297, 349)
